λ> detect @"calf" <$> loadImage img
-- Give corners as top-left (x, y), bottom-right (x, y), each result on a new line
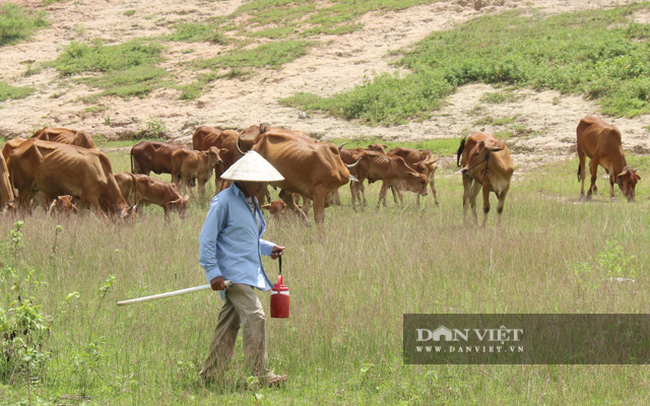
top-left (261, 199), bottom-right (289, 220)
top-left (171, 146), bottom-right (225, 196)
top-left (457, 133), bottom-right (514, 226)
top-left (192, 126), bottom-right (238, 192)
top-left (115, 172), bottom-right (189, 223)
top-left (388, 147), bottom-right (439, 207)
top-left (351, 150), bottom-right (428, 210)
top-left (577, 116), bottom-right (640, 202)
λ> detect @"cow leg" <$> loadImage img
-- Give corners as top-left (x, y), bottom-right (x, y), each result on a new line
top-left (481, 183), bottom-right (491, 227)
top-left (469, 180), bottom-right (482, 225)
top-left (279, 190), bottom-right (310, 226)
top-left (462, 176), bottom-right (473, 223)
top-left (378, 182), bottom-right (389, 209)
top-left (311, 189), bottom-right (327, 228)
top-left (429, 179), bottom-right (440, 207)
top-left (587, 159), bottom-right (599, 199)
top-left (578, 148), bottom-right (587, 199)
top-left (496, 184), bottom-right (510, 226)
top-left (350, 182), bottom-right (359, 211)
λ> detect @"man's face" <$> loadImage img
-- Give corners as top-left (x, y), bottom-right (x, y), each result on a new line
top-left (241, 181), bottom-right (266, 198)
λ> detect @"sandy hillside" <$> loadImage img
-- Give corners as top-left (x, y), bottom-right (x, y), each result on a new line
top-left (1, 0), bottom-right (650, 172)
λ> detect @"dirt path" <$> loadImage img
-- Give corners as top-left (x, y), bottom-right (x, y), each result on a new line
top-left (2, 0), bottom-right (649, 172)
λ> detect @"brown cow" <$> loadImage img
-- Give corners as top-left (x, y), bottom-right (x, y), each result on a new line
top-left (388, 147), bottom-right (439, 207)
top-left (47, 195), bottom-right (79, 217)
top-left (131, 141), bottom-right (187, 180)
top-left (577, 116), bottom-right (640, 202)
top-left (9, 139), bottom-right (135, 222)
top-left (457, 133), bottom-right (514, 226)
top-left (115, 172), bottom-right (189, 223)
top-left (350, 150), bottom-right (428, 210)
top-left (31, 127), bottom-right (96, 149)
top-left (192, 126), bottom-right (239, 192)
top-left (237, 125), bottom-right (357, 227)
top-left (171, 146), bottom-right (225, 196)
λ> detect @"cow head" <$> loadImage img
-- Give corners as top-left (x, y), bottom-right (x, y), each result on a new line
top-left (461, 139), bottom-right (505, 176)
top-left (206, 147), bottom-right (225, 167)
top-left (367, 143), bottom-right (388, 153)
top-left (119, 204), bottom-right (138, 223)
top-left (617, 167), bottom-right (641, 202)
top-left (47, 195), bottom-right (79, 216)
top-left (261, 199), bottom-right (288, 220)
top-left (168, 195), bottom-right (189, 219)
top-left (403, 172), bottom-right (429, 196)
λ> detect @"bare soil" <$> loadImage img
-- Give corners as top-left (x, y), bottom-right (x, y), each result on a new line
top-left (2, 0), bottom-right (649, 173)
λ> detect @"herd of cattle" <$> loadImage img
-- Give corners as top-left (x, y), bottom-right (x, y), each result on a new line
top-left (0, 115), bottom-right (640, 227)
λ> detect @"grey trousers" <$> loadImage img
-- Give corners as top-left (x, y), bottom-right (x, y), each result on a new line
top-left (202, 283), bottom-right (268, 378)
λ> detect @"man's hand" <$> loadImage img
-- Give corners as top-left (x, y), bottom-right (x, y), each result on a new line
top-left (271, 245), bottom-right (285, 260)
top-left (210, 276), bottom-right (228, 291)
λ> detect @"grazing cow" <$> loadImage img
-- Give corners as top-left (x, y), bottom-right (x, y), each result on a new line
top-left (171, 146), bottom-right (225, 196)
top-left (388, 147), bottom-right (440, 207)
top-left (31, 127), bottom-right (96, 149)
top-left (47, 195), bottom-right (79, 217)
top-left (114, 172), bottom-right (189, 223)
top-left (576, 116), bottom-right (640, 202)
top-left (192, 126), bottom-right (239, 192)
top-left (236, 125), bottom-right (358, 227)
top-left (131, 141), bottom-right (187, 180)
top-left (9, 139), bottom-right (135, 222)
top-left (457, 133), bottom-right (514, 226)
top-left (350, 150), bottom-right (428, 210)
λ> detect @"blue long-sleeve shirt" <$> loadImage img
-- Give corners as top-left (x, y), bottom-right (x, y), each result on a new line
top-left (199, 184), bottom-right (274, 292)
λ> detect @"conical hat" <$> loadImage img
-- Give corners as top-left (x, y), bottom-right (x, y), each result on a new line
top-left (220, 151), bottom-right (284, 182)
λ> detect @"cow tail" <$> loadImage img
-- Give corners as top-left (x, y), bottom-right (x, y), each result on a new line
top-left (577, 163), bottom-right (581, 182)
top-left (130, 147), bottom-right (135, 173)
top-left (456, 137), bottom-right (466, 167)
top-left (131, 173), bottom-right (137, 206)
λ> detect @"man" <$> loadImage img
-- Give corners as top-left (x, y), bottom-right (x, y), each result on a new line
top-left (198, 150), bottom-right (287, 386)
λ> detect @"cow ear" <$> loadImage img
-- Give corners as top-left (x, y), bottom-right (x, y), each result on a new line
top-left (485, 139), bottom-right (506, 151)
top-left (618, 168), bottom-right (629, 177)
top-left (220, 148), bottom-right (229, 156)
top-left (261, 204), bottom-right (270, 210)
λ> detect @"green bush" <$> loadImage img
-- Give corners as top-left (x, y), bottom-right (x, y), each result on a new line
top-left (0, 3), bottom-right (47, 46)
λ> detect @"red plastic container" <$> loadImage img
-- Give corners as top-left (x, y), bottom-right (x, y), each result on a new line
top-left (270, 275), bottom-right (290, 318)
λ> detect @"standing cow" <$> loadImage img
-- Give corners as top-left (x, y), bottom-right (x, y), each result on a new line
top-left (171, 146), bottom-right (226, 197)
top-left (9, 139), bottom-right (135, 222)
top-left (388, 147), bottom-right (440, 207)
top-left (457, 133), bottom-right (514, 226)
top-left (130, 141), bottom-right (187, 180)
top-left (577, 116), bottom-right (640, 202)
top-left (236, 125), bottom-right (358, 228)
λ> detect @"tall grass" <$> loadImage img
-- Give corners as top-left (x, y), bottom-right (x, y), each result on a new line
top-left (2, 150), bottom-right (650, 404)
top-left (288, 2), bottom-right (650, 124)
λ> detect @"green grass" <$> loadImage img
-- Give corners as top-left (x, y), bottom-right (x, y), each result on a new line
top-left (287, 2), bottom-right (650, 124)
top-left (0, 3), bottom-right (47, 46)
top-left (3, 148), bottom-right (650, 404)
top-left (168, 22), bottom-right (228, 44)
top-left (0, 81), bottom-right (35, 101)
top-left (200, 40), bottom-right (314, 71)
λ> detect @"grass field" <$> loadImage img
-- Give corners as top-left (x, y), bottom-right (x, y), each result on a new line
top-left (2, 147), bottom-right (650, 405)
